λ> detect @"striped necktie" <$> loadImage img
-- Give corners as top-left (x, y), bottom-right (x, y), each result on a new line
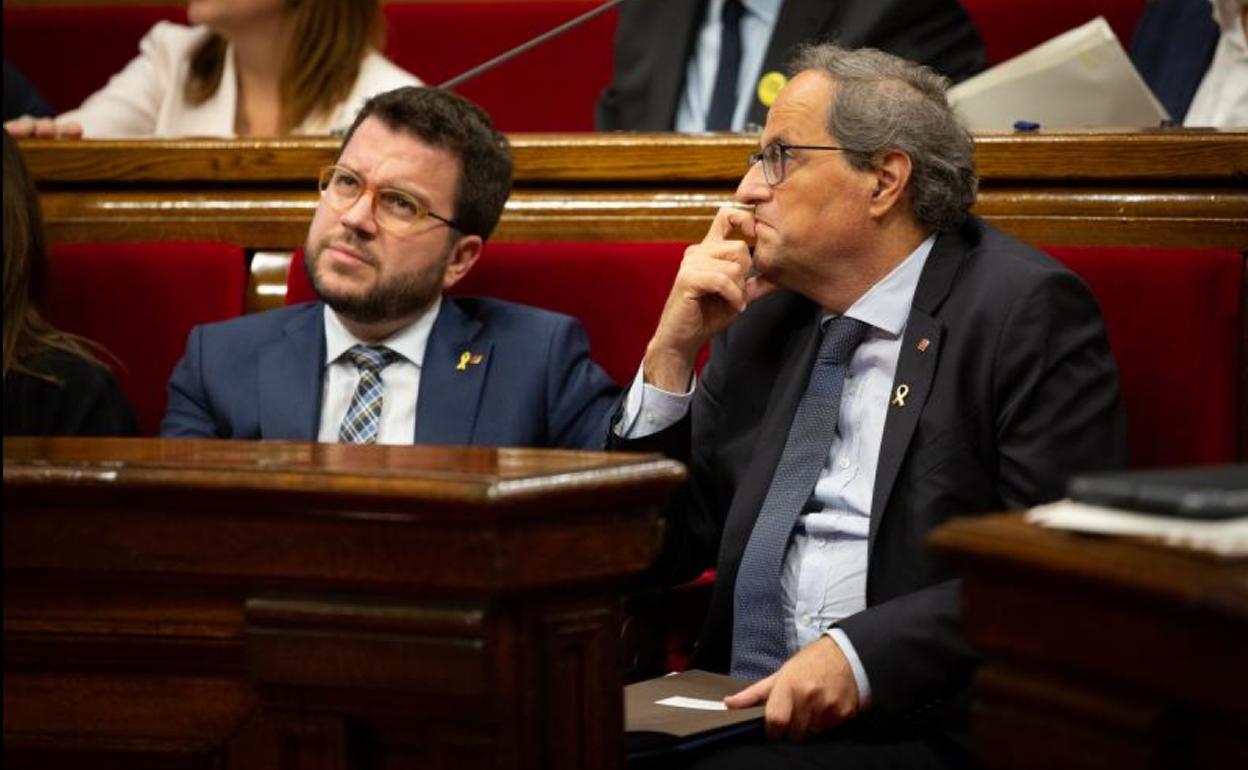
top-left (338, 344), bottom-right (401, 444)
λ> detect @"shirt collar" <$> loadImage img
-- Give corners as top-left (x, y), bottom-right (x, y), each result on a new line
top-left (323, 294), bottom-right (442, 368)
top-left (822, 234), bottom-right (936, 337)
top-left (709, 0), bottom-right (782, 25)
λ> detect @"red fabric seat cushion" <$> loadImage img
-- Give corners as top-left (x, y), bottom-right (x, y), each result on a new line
top-left (45, 242), bottom-right (247, 436)
top-left (1047, 246), bottom-right (1242, 468)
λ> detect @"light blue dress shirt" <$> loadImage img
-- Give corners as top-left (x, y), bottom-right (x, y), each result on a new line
top-left (675, 0), bottom-right (782, 132)
top-left (617, 235), bottom-right (936, 705)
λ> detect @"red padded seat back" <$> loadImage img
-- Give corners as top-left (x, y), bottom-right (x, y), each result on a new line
top-left (960, 0), bottom-right (1145, 65)
top-left (1047, 246), bottom-right (1242, 468)
top-left (45, 242), bottom-right (247, 436)
top-left (383, 3), bottom-right (617, 132)
top-left (287, 242), bottom-right (684, 385)
top-left (3, 6), bottom-right (187, 113)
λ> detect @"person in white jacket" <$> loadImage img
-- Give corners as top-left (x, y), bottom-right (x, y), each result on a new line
top-left (4, 0), bottom-right (421, 139)
top-left (1184, 0), bottom-right (1248, 126)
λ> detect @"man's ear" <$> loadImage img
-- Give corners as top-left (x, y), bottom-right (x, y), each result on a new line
top-left (868, 149), bottom-right (913, 219)
top-left (441, 234), bottom-right (484, 291)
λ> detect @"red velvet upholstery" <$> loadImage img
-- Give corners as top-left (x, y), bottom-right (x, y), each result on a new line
top-left (383, 3), bottom-right (616, 132)
top-left (3, 6), bottom-right (187, 113)
top-left (286, 241), bottom-right (684, 386)
top-left (291, 242), bottom-right (1243, 467)
top-left (960, 0), bottom-right (1146, 65)
top-left (44, 242), bottom-right (247, 436)
top-left (1047, 246), bottom-right (1242, 468)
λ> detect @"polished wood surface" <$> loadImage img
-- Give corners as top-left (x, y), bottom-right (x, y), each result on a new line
top-left (4, 437), bottom-right (685, 769)
top-left (930, 513), bottom-right (1248, 770)
top-left (22, 130), bottom-right (1248, 248)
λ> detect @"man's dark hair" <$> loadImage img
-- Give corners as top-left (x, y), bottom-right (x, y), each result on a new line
top-left (342, 87), bottom-right (513, 240)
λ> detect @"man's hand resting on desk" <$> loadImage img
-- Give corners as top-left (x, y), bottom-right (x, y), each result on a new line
top-left (643, 205), bottom-right (777, 392)
top-left (4, 115), bottom-right (84, 139)
top-left (724, 635), bottom-right (861, 741)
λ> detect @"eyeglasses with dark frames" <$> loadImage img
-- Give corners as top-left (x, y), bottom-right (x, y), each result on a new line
top-left (317, 165), bottom-right (465, 235)
top-left (747, 141), bottom-right (846, 186)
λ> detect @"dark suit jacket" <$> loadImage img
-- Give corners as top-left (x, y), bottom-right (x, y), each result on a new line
top-left (162, 297), bottom-right (621, 448)
top-left (617, 217), bottom-right (1128, 732)
top-left (4, 349), bottom-right (137, 437)
top-left (597, 0), bottom-right (985, 131)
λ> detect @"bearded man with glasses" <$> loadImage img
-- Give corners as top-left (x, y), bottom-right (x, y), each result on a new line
top-left (613, 45), bottom-right (1127, 769)
top-left (162, 87), bottom-right (618, 448)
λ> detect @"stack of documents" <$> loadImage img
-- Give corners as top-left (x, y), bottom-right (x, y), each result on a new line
top-left (949, 16), bottom-right (1169, 130)
top-left (1027, 465), bottom-right (1248, 556)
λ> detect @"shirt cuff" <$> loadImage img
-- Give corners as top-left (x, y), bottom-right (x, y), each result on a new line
top-left (613, 365), bottom-right (695, 439)
top-left (826, 627), bottom-right (873, 710)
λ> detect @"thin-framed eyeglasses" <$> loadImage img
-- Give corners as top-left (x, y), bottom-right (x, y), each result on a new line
top-left (317, 164), bottom-right (465, 236)
top-left (747, 142), bottom-right (846, 186)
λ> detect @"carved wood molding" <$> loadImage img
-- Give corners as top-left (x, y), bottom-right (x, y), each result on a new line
top-left (20, 130), bottom-right (1248, 248)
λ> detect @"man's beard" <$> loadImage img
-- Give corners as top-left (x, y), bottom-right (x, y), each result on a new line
top-left (305, 238), bottom-right (445, 325)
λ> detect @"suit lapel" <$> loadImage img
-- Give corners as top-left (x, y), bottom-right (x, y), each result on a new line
top-left (747, 0), bottom-right (837, 126)
top-left (414, 299), bottom-right (489, 446)
top-left (719, 301), bottom-right (822, 575)
top-left (260, 304), bottom-right (325, 440)
top-left (652, 0), bottom-right (709, 128)
top-left (869, 230), bottom-right (968, 542)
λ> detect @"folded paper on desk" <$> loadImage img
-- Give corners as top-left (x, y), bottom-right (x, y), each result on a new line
top-left (626, 670), bottom-right (763, 757)
top-left (948, 16), bottom-right (1169, 129)
top-left (1028, 465), bottom-right (1248, 555)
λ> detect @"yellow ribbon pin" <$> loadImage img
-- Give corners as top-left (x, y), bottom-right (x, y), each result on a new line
top-left (456, 351), bottom-right (485, 371)
top-left (892, 384), bottom-right (910, 407)
top-left (757, 71), bottom-right (787, 108)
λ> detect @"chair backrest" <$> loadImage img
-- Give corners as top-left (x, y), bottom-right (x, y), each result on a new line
top-left (383, 2), bottom-right (616, 132)
top-left (1045, 246), bottom-right (1242, 468)
top-left (45, 242), bottom-right (247, 435)
top-left (960, 0), bottom-right (1146, 65)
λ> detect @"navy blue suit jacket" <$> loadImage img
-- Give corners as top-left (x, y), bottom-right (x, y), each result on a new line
top-left (161, 297), bottom-right (621, 448)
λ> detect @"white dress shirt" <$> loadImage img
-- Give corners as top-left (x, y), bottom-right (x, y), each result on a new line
top-left (675, 0), bottom-right (782, 132)
top-left (317, 296), bottom-right (441, 445)
top-left (59, 22), bottom-right (422, 138)
top-left (617, 235), bottom-right (936, 704)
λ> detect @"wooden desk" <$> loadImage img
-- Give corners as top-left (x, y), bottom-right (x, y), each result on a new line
top-left (3, 438), bottom-right (685, 770)
top-left (930, 513), bottom-right (1248, 770)
top-left (21, 130), bottom-right (1248, 249)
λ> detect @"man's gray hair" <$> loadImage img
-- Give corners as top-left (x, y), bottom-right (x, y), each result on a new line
top-left (788, 44), bottom-right (977, 232)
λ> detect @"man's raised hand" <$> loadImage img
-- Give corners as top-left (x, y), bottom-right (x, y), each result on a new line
top-left (643, 206), bottom-right (776, 391)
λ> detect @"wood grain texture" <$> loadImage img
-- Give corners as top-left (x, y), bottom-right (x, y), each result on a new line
top-left (20, 130), bottom-right (1248, 249)
top-left (930, 514), bottom-right (1248, 770)
top-left (4, 437), bottom-right (683, 769)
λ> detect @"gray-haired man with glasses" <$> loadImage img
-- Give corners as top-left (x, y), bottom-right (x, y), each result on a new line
top-left (162, 87), bottom-right (618, 447)
top-left (614, 45), bottom-right (1126, 768)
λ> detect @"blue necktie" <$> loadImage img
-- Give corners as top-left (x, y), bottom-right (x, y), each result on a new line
top-left (338, 344), bottom-right (401, 444)
top-left (706, 0), bottom-right (745, 131)
top-left (731, 316), bottom-right (871, 679)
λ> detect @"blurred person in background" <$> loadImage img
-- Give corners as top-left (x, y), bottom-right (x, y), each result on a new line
top-left (1184, 0), bottom-right (1248, 125)
top-left (3, 131), bottom-right (136, 436)
top-left (4, 0), bottom-right (420, 139)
